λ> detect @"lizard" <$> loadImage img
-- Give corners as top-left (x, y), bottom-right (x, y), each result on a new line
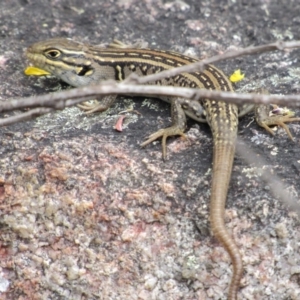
top-left (24, 37), bottom-right (300, 299)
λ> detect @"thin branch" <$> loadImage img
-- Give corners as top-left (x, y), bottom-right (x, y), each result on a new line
top-left (2, 82), bottom-right (300, 115)
top-left (236, 139), bottom-right (300, 217)
top-left (0, 108), bottom-right (54, 126)
top-left (124, 40), bottom-right (300, 85)
top-left (1, 40), bottom-right (300, 128)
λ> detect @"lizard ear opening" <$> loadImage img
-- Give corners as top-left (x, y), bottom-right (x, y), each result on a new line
top-left (75, 65), bottom-right (94, 76)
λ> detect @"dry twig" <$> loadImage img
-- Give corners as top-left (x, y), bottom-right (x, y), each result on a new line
top-left (236, 139), bottom-right (300, 217)
top-left (1, 40), bottom-right (300, 127)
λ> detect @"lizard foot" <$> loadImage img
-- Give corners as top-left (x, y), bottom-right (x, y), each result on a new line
top-left (77, 95), bottom-right (117, 114)
top-left (77, 100), bottom-right (104, 114)
top-left (256, 104), bottom-right (300, 140)
top-left (141, 126), bottom-right (186, 160)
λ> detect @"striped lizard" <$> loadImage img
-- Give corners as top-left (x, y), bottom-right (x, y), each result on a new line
top-left (25, 38), bottom-right (300, 299)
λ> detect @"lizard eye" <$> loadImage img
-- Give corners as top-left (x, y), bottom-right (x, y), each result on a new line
top-left (44, 49), bottom-right (61, 59)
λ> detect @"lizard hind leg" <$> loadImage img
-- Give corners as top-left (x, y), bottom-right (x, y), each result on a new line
top-left (140, 97), bottom-right (187, 160)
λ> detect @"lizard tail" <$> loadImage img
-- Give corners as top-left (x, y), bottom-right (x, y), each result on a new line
top-left (210, 141), bottom-right (243, 300)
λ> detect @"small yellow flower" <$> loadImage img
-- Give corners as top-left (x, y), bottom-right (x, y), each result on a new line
top-left (24, 66), bottom-right (50, 76)
top-left (229, 69), bottom-right (245, 83)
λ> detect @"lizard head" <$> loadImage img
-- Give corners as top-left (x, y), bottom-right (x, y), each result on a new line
top-left (25, 38), bottom-right (103, 87)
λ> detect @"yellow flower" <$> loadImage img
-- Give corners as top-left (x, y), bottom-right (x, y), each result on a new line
top-left (229, 69), bottom-right (245, 83)
top-left (24, 66), bottom-right (50, 76)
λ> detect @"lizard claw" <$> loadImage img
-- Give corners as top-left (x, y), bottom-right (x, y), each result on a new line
top-left (141, 127), bottom-right (186, 160)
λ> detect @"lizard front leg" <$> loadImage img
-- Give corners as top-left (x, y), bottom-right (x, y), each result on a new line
top-left (255, 104), bottom-right (300, 140)
top-left (77, 95), bottom-right (118, 114)
top-left (242, 88), bottom-right (300, 139)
